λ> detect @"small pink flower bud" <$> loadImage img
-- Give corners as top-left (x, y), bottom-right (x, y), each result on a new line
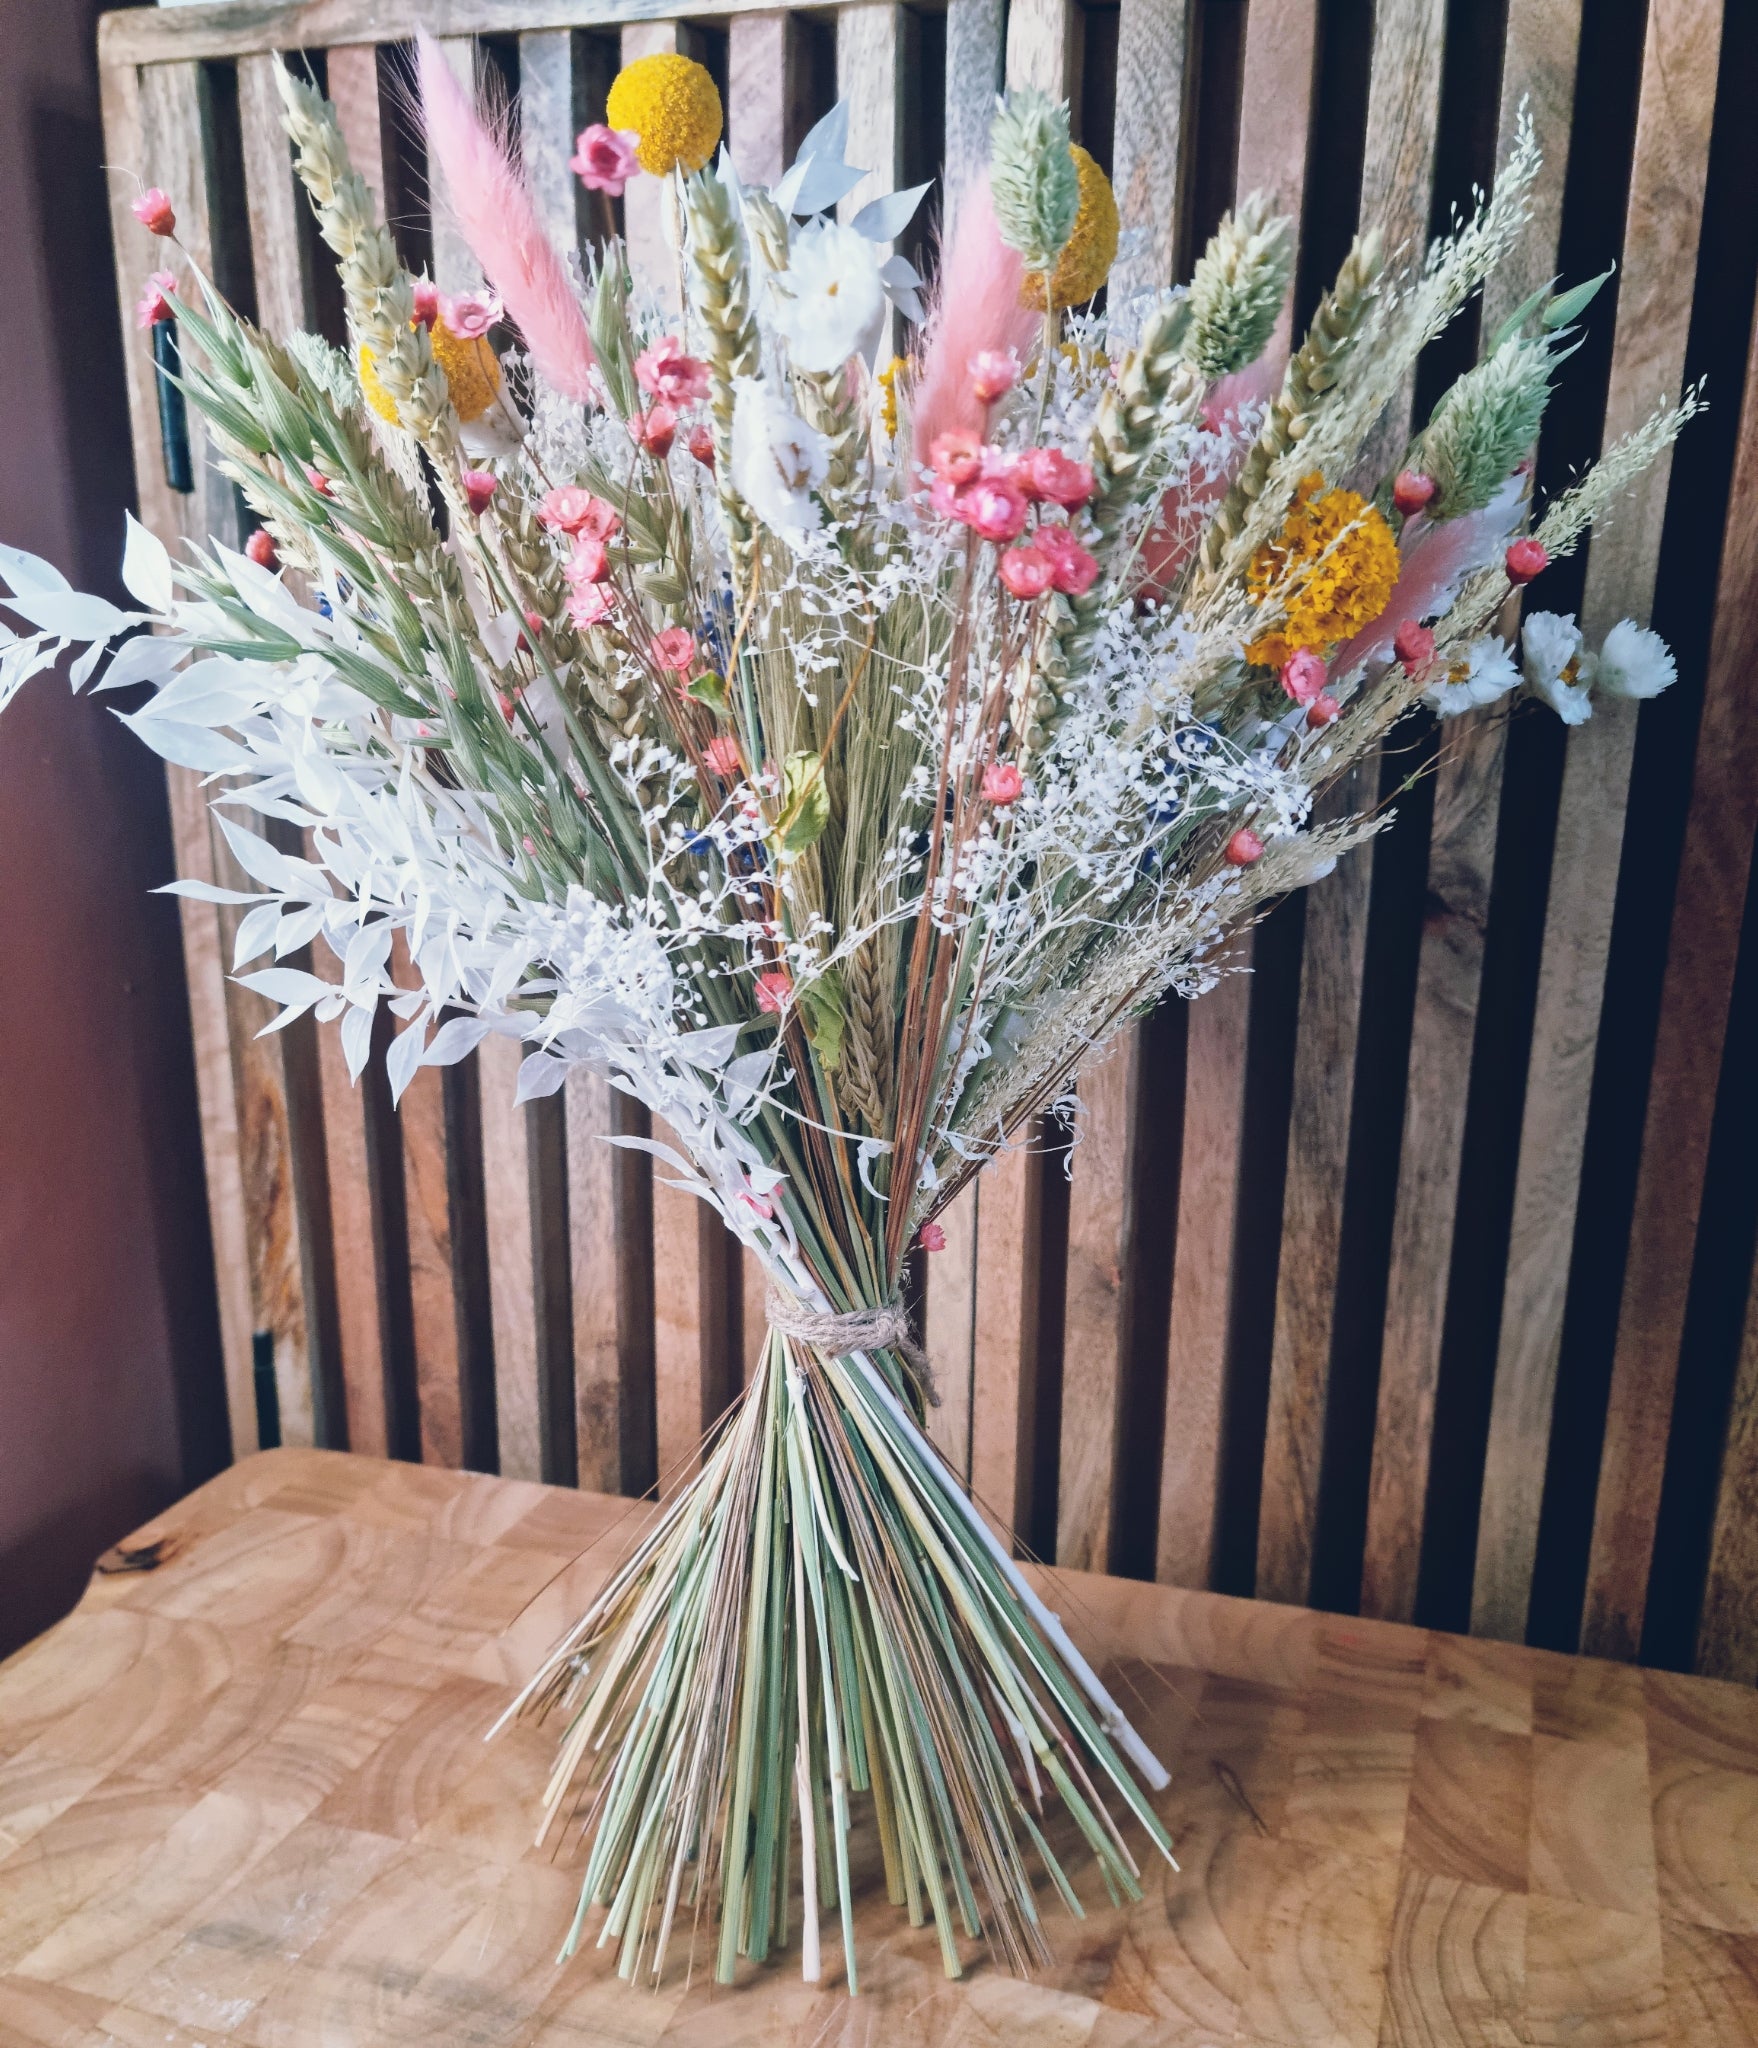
top-left (410, 279), bottom-right (440, 330)
top-left (961, 478), bottom-right (1029, 543)
top-left (1306, 691), bottom-right (1341, 729)
top-left (703, 735), bottom-right (742, 777)
top-left (928, 430), bottom-right (983, 485)
top-left (1020, 447), bottom-right (1096, 510)
top-left (461, 469), bottom-right (497, 516)
top-left (687, 421), bottom-right (717, 471)
top-left (135, 270), bottom-right (177, 328)
top-left (981, 761), bottom-right (1024, 805)
top-left (969, 350), bottom-right (1019, 403)
top-left (1393, 620), bottom-right (1436, 674)
top-left (439, 290), bottom-right (500, 340)
top-left (304, 465), bottom-right (332, 497)
top-left (918, 1222), bottom-right (947, 1252)
top-left (570, 123), bottom-right (641, 197)
top-left (1225, 826), bottom-right (1265, 867)
top-left (634, 403), bottom-right (677, 458)
top-left (1280, 648), bottom-right (1328, 704)
top-left (650, 626), bottom-right (696, 672)
top-left (566, 533), bottom-right (611, 585)
top-left (756, 970), bottom-right (793, 1014)
top-left (132, 188), bottom-right (176, 237)
top-left (1036, 524), bottom-right (1099, 595)
top-left (1392, 469), bottom-right (1436, 517)
top-left (1505, 537), bottom-right (1549, 585)
top-left (636, 335), bottom-right (710, 405)
top-left (566, 582), bottom-right (616, 628)
top-left (244, 528), bottom-right (279, 571)
top-left (998, 544), bottom-right (1054, 599)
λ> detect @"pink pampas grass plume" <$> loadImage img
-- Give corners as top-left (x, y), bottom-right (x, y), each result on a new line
top-left (1138, 356), bottom-right (1282, 598)
top-left (911, 175), bottom-right (1039, 473)
top-left (415, 29), bottom-right (596, 405)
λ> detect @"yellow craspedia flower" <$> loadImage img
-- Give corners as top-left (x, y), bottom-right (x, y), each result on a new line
top-left (877, 354), bottom-right (907, 439)
top-left (430, 321), bottom-right (502, 424)
top-left (359, 323), bottom-right (502, 427)
top-left (606, 53), bottom-right (723, 176)
top-left (357, 343), bottom-right (399, 425)
top-left (1245, 474), bottom-right (1401, 670)
top-left (1023, 146), bottom-right (1119, 312)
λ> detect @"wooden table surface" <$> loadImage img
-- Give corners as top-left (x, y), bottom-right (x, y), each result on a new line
top-left (1, 1449), bottom-right (1754, 2047)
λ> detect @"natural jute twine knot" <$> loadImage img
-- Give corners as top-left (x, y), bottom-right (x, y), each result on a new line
top-left (763, 1285), bottom-right (938, 1407)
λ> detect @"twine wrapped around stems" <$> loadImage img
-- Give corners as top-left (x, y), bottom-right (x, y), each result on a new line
top-left (763, 1285), bottom-right (938, 1405)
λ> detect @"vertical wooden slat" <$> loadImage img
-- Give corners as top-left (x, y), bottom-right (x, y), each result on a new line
top-left (1107, 0), bottom-right (1193, 300)
top-left (1003, 0), bottom-right (1073, 98)
top-left (102, 52), bottom-right (258, 1462)
top-left (528, 1090), bottom-right (577, 1485)
top-left (432, 37), bottom-right (484, 295)
top-left (389, 940), bottom-right (463, 1468)
top-left (325, 46), bottom-right (389, 220)
top-left (1256, 0), bottom-right (1447, 1607)
top-left (1232, 0), bottom-right (1318, 363)
top-left (728, 13), bottom-right (795, 189)
top-left (1584, 239), bottom-right (1758, 1662)
top-left (1153, 9), bottom-right (1319, 1594)
top-left (1699, 1247), bottom-right (1758, 1681)
top-left (140, 58), bottom-right (323, 1449)
top-left (1157, 967), bottom-right (1247, 1585)
top-left (1361, 1), bottom-right (1586, 1624)
top-left (969, 1145), bottom-right (1031, 1539)
top-left (651, 1118), bottom-right (706, 1494)
top-left (742, 1248), bottom-right (767, 1386)
top-left (837, 4), bottom-right (902, 351)
top-left (565, 1071), bottom-right (621, 1490)
top-left (924, 1181), bottom-right (979, 1484)
top-left (520, 30), bottom-right (583, 267)
top-left (942, 0), bottom-right (1004, 228)
top-left (1474, 0), bottom-right (1722, 1648)
top-left (237, 53), bottom-right (311, 340)
top-left (479, 1034), bottom-right (541, 1481)
top-left (1057, 1041), bottom-right (1137, 1570)
top-left (621, 22), bottom-right (681, 309)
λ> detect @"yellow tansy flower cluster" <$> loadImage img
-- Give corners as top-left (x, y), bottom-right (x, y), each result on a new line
top-left (876, 355), bottom-right (907, 439)
top-left (1245, 474), bottom-right (1400, 670)
top-left (606, 53), bottom-right (723, 177)
top-left (1024, 146), bottom-right (1119, 312)
top-left (359, 322), bottom-right (502, 428)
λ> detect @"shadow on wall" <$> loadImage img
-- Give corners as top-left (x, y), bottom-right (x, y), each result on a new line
top-left (0, 0), bottom-right (226, 1657)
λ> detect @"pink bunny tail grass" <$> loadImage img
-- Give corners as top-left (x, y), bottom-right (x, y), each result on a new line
top-left (1140, 358), bottom-right (1283, 598)
top-left (415, 29), bottom-right (596, 404)
top-left (911, 175), bottom-right (1038, 470)
top-left (1334, 473), bottom-right (1528, 674)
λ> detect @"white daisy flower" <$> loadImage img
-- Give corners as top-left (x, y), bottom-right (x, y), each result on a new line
top-left (1595, 618), bottom-right (1677, 700)
top-left (1521, 610), bottom-right (1595, 725)
top-left (1426, 635), bottom-right (1520, 717)
top-left (771, 219), bottom-right (888, 373)
top-left (730, 378), bottom-right (828, 545)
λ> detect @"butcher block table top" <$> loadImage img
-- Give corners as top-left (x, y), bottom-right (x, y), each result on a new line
top-left (2, 1450), bottom-right (1756, 2047)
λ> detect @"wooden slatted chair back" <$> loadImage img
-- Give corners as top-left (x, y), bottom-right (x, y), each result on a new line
top-left (95, 0), bottom-right (1758, 1683)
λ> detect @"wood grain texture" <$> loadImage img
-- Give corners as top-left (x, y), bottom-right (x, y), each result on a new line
top-left (1365, 0), bottom-right (1583, 1630)
top-left (518, 29), bottom-right (582, 264)
top-left (1583, 247), bottom-right (1758, 1660)
top-left (1107, 0), bottom-right (1192, 301)
top-left (726, 12), bottom-right (794, 190)
top-left (651, 1117), bottom-right (706, 1495)
top-left (109, 53), bottom-right (259, 1460)
top-left (1159, 966), bottom-right (1247, 1589)
top-left (7, 1446), bottom-right (1752, 2042)
top-left (432, 37), bottom-right (486, 296)
top-left (1477, 0), bottom-right (1723, 1653)
top-left (942, 0), bottom-right (1004, 228)
top-left (836, 3), bottom-right (901, 354)
top-left (1700, 1258), bottom-right (1758, 1683)
top-left (1003, 0), bottom-right (1072, 98)
top-left (924, 1181), bottom-right (978, 1485)
top-left (1058, 1039), bottom-right (1136, 1572)
top-left (969, 1142), bottom-right (1031, 1541)
top-left (478, 1035), bottom-right (541, 1483)
top-left (564, 1071), bottom-right (621, 1494)
top-left (324, 44), bottom-right (388, 215)
top-left (620, 21), bottom-right (681, 309)
top-left (1257, 0), bottom-right (1446, 1610)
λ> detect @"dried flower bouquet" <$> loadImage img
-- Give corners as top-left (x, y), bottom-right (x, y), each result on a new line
top-left (0, 42), bottom-right (1693, 1993)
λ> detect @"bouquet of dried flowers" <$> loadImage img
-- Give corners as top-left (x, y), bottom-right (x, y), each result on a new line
top-left (0, 42), bottom-right (1692, 1991)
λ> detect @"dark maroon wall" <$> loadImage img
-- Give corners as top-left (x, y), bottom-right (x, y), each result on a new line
top-left (0, 0), bottom-right (227, 1655)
